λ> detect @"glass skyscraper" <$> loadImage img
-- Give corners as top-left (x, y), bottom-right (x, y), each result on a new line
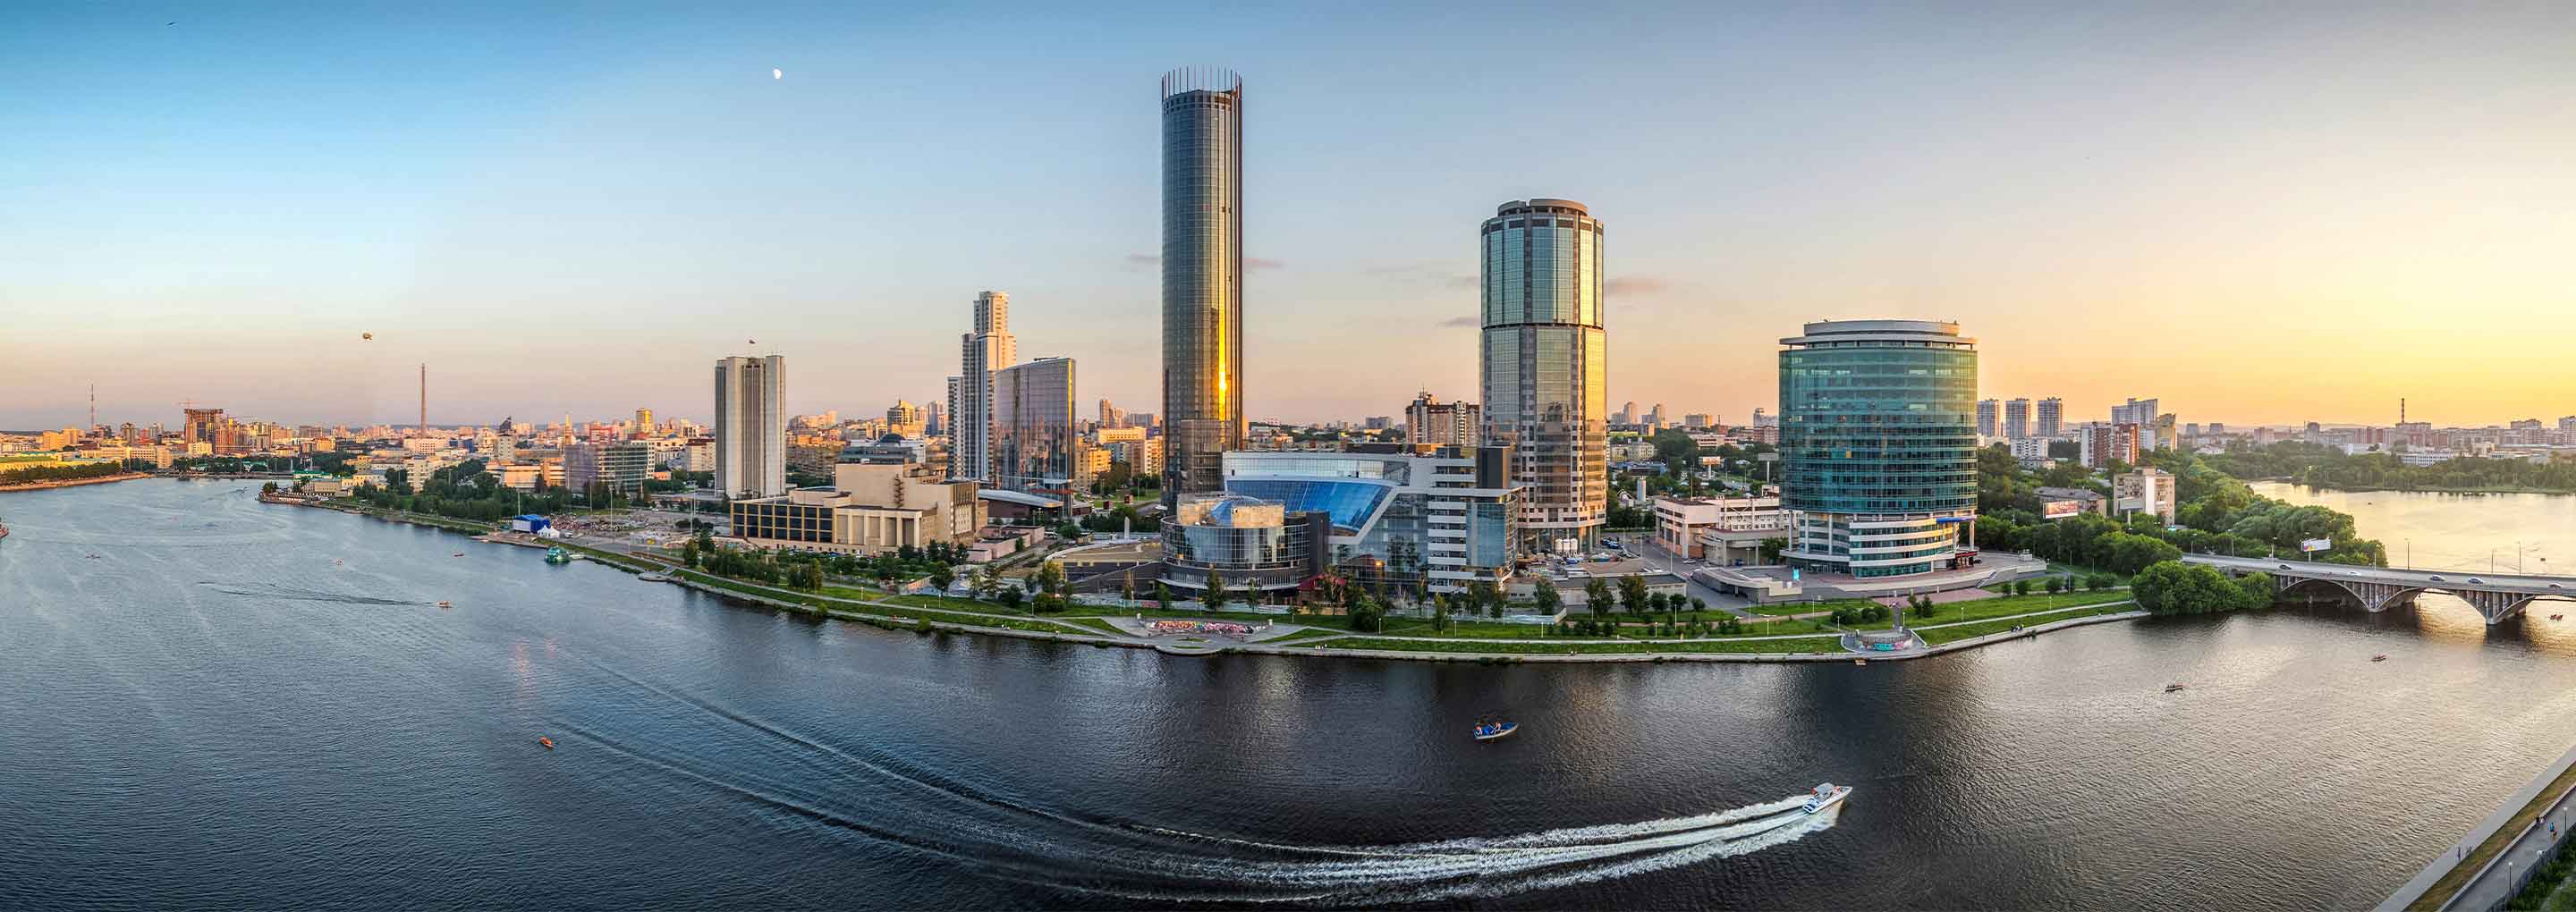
top-left (1479, 198), bottom-right (1607, 553)
top-left (1160, 66), bottom-right (1244, 509)
top-left (1777, 320), bottom-right (1979, 578)
top-left (990, 356), bottom-right (1076, 496)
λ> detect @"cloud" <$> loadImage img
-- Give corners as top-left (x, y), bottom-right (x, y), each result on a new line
top-left (1605, 276), bottom-right (1669, 297)
top-left (1437, 315), bottom-right (1479, 327)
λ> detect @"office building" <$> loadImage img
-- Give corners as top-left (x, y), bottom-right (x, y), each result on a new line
top-left (714, 354), bottom-right (785, 499)
top-left (1161, 444), bottom-right (1517, 596)
top-left (729, 462), bottom-right (985, 556)
top-left (990, 356), bottom-right (1077, 496)
top-left (1976, 399), bottom-right (2000, 438)
top-left (886, 400), bottom-right (926, 438)
top-left (2004, 398), bottom-right (2031, 440)
top-left (566, 441), bottom-right (651, 495)
top-left (1404, 391), bottom-right (1480, 449)
top-left (1480, 198), bottom-right (1608, 554)
top-left (2036, 397), bottom-right (2063, 438)
top-left (1161, 66), bottom-right (1247, 507)
top-left (1651, 494), bottom-right (1788, 565)
top-left (954, 291), bottom-right (1018, 483)
top-left (1777, 320), bottom-right (1979, 578)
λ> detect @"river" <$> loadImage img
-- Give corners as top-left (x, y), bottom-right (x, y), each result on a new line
top-left (7, 479), bottom-right (2576, 909)
top-left (2254, 481), bottom-right (2573, 575)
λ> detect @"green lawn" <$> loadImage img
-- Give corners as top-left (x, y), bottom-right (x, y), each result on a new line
top-left (1877, 591), bottom-right (2131, 629)
top-left (1316, 635), bottom-right (1844, 655)
top-left (1744, 598), bottom-right (1877, 617)
top-left (1267, 628), bottom-right (1346, 644)
top-left (1916, 606), bottom-right (2131, 645)
top-left (1053, 617), bottom-right (1127, 637)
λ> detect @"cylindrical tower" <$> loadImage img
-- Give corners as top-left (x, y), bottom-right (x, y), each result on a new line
top-left (1479, 198), bottom-right (1607, 554)
top-left (1160, 66), bottom-right (1244, 509)
top-left (1777, 319), bottom-right (1980, 578)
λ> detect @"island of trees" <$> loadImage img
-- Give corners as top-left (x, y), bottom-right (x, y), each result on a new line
top-left (1974, 446), bottom-right (2387, 571)
top-left (2202, 441), bottom-right (2576, 494)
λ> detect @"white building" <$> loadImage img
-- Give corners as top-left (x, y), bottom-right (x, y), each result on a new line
top-left (714, 354), bottom-right (785, 498)
top-left (1652, 494), bottom-right (1787, 565)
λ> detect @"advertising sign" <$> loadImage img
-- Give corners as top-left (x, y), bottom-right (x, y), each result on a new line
top-left (2041, 500), bottom-right (2083, 520)
top-left (2300, 538), bottom-right (2333, 553)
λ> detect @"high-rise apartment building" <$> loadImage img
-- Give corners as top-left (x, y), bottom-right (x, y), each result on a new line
top-left (2004, 398), bottom-right (2031, 439)
top-left (1404, 391), bottom-right (1480, 449)
top-left (1976, 399), bottom-right (2000, 437)
top-left (1479, 198), bottom-right (1607, 553)
top-left (955, 291), bottom-right (1018, 483)
top-left (1618, 401), bottom-right (1639, 426)
top-left (1098, 399), bottom-right (1126, 430)
top-left (713, 354), bottom-right (785, 498)
top-left (2036, 397), bottom-right (2063, 438)
top-left (634, 408), bottom-right (655, 437)
top-left (2080, 422), bottom-right (2141, 469)
top-left (991, 357), bottom-right (1077, 495)
top-left (2111, 397), bottom-right (2160, 426)
top-left (1160, 66), bottom-right (1246, 508)
top-left (1778, 320), bottom-right (1979, 578)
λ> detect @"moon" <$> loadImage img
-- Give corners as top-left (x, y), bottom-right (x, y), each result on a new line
top-left (772, 68), bottom-right (782, 80)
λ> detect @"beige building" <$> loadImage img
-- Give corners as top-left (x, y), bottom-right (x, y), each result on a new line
top-left (2114, 468), bottom-right (2178, 526)
top-left (1652, 494), bottom-right (1788, 564)
top-left (729, 462), bottom-right (984, 555)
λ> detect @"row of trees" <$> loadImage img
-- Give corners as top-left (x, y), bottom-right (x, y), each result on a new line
top-left (347, 460), bottom-right (580, 522)
top-left (2131, 562), bottom-right (2275, 614)
top-left (0, 461), bottom-right (131, 485)
top-left (1576, 575), bottom-right (1708, 624)
top-left (2205, 442), bottom-right (2576, 494)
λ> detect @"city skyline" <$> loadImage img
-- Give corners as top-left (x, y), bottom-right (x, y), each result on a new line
top-left (6, 5), bottom-right (2573, 429)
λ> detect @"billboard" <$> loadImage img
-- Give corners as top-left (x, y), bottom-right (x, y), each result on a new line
top-left (2041, 500), bottom-right (2085, 520)
top-left (2301, 538), bottom-right (2333, 553)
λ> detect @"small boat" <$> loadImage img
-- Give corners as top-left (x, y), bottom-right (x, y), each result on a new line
top-left (452, 552), bottom-right (465, 557)
top-left (2371, 654), bottom-right (2388, 662)
top-left (1472, 716), bottom-right (1519, 741)
top-left (1801, 782), bottom-right (1852, 815)
top-left (1852, 658), bottom-right (1867, 665)
top-left (436, 601), bottom-right (453, 608)
top-left (2164, 682), bottom-right (2187, 693)
top-left (543, 546), bottom-right (572, 565)
top-left (538, 737), bottom-right (555, 750)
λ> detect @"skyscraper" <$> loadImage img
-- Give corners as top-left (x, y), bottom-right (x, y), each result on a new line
top-left (1480, 198), bottom-right (1607, 553)
top-left (634, 408), bottom-right (655, 437)
top-left (713, 355), bottom-right (785, 499)
top-left (2036, 397), bottom-right (2063, 438)
top-left (2004, 398), bottom-right (2031, 439)
top-left (1778, 320), bottom-right (1978, 578)
top-left (991, 357), bottom-right (1077, 496)
top-left (1160, 66), bottom-right (1245, 508)
top-left (957, 291), bottom-right (1018, 482)
top-left (1976, 399), bottom-right (1999, 437)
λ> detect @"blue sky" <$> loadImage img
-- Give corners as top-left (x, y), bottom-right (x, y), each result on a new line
top-left (4, 2), bottom-right (2572, 430)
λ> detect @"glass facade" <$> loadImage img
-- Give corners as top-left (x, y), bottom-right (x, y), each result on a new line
top-left (1479, 198), bottom-right (1607, 553)
top-left (1160, 67), bottom-right (1245, 508)
top-left (990, 357), bottom-right (1075, 494)
top-left (1777, 320), bottom-right (1979, 578)
top-left (1213, 448), bottom-right (1517, 595)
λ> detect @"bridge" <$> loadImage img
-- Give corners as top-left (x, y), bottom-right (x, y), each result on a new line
top-left (2184, 553), bottom-right (2576, 624)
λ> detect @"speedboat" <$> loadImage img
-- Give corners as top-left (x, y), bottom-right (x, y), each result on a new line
top-left (2165, 682), bottom-right (2187, 693)
top-left (2371, 654), bottom-right (2388, 662)
top-left (436, 601), bottom-right (453, 609)
top-left (1472, 718), bottom-right (1519, 741)
top-left (1801, 782), bottom-right (1852, 815)
top-left (538, 737), bottom-right (555, 750)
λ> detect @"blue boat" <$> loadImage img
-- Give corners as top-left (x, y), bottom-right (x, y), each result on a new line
top-left (1472, 717), bottom-right (1518, 741)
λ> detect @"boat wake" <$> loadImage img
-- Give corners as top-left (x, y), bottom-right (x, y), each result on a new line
top-left (556, 651), bottom-right (1842, 904)
top-left (197, 581), bottom-right (428, 607)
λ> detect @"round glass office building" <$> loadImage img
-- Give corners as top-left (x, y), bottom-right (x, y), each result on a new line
top-left (1159, 66), bottom-right (1245, 510)
top-left (1479, 198), bottom-right (1608, 554)
top-left (1777, 320), bottom-right (1979, 578)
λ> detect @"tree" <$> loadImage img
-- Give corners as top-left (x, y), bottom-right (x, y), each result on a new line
top-left (1533, 578), bottom-right (1563, 615)
top-left (2087, 573), bottom-right (2113, 592)
top-left (2131, 561), bottom-right (2262, 614)
top-left (681, 539), bottom-right (702, 569)
top-left (995, 586), bottom-right (1025, 612)
top-left (1584, 578), bottom-right (1614, 621)
top-left (1202, 570), bottom-right (1229, 612)
top-left (1617, 575), bottom-right (1651, 620)
top-left (1688, 595), bottom-right (1707, 622)
top-left (1153, 580), bottom-right (1174, 608)
top-left (928, 563), bottom-right (955, 599)
top-left (2045, 577), bottom-right (2065, 595)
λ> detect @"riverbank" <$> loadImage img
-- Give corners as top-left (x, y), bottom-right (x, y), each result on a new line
top-left (263, 491), bottom-right (2149, 665)
top-left (0, 471), bottom-right (150, 493)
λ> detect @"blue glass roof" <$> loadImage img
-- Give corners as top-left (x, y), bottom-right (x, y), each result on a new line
top-left (1226, 478), bottom-right (1390, 533)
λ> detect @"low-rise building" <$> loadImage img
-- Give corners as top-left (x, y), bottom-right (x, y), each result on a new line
top-left (1651, 494), bottom-right (1788, 564)
top-left (728, 462), bottom-right (984, 556)
top-left (2034, 486), bottom-right (2108, 519)
top-left (2114, 468), bottom-right (2178, 525)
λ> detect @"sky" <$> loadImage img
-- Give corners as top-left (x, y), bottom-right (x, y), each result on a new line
top-left (4, 2), bottom-right (2572, 432)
